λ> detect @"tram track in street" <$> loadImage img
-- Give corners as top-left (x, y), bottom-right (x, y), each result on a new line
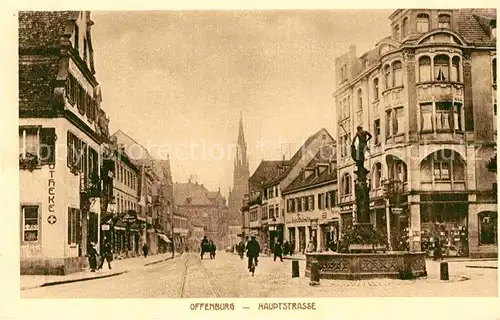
top-left (178, 253), bottom-right (223, 298)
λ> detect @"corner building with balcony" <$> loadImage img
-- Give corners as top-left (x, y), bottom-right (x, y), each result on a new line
top-left (334, 9), bottom-right (497, 258)
top-left (19, 11), bottom-right (112, 274)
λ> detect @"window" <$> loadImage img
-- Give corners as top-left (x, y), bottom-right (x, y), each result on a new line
top-left (373, 119), bottom-right (381, 144)
top-left (394, 107), bottom-right (403, 135)
top-left (21, 205), bottom-right (40, 242)
top-left (67, 132), bottom-right (83, 170)
top-left (342, 174), bottom-right (352, 196)
top-left (318, 193), bottom-right (324, 210)
top-left (19, 128), bottom-right (56, 165)
top-left (389, 160), bottom-right (407, 183)
top-left (453, 103), bottom-right (463, 131)
top-left (269, 206), bottom-right (274, 219)
top-left (384, 65), bottom-right (392, 88)
top-left (372, 163), bottom-right (382, 189)
top-left (493, 58), bottom-right (497, 84)
top-left (357, 89), bottom-right (363, 110)
top-left (436, 102), bottom-right (453, 131)
top-left (394, 25), bottom-right (400, 40)
top-left (438, 14), bottom-right (451, 28)
top-left (419, 56), bottom-right (432, 82)
top-left (68, 207), bottom-right (80, 245)
top-left (451, 56), bottom-right (461, 82)
top-left (386, 109), bottom-right (393, 137)
top-left (420, 103), bottom-right (433, 131)
top-left (393, 61), bottom-right (403, 86)
top-left (303, 197), bottom-right (309, 211)
top-left (297, 197), bottom-right (302, 212)
top-left (417, 13), bottom-right (429, 33)
top-left (402, 17), bottom-right (408, 37)
top-left (308, 195), bottom-right (315, 211)
top-left (373, 78), bottom-right (379, 100)
top-left (434, 55), bottom-right (450, 81)
top-left (329, 190), bottom-right (336, 207)
top-left (479, 212), bottom-right (497, 245)
top-left (88, 147), bottom-right (99, 179)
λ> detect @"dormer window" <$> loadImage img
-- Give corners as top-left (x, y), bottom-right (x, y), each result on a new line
top-left (438, 14), bottom-right (451, 29)
top-left (417, 13), bottom-right (430, 33)
top-left (394, 25), bottom-right (400, 40)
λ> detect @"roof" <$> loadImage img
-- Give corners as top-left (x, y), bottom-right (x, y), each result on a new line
top-left (265, 128), bottom-right (334, 186)
top-left (283, 152), bottom-right (338, 194)
top-left (249, 160), bottom-right (289, 187)
top-left (173, 182), bottom-right (222, 206)
top-left (19, 11), bottom-right (77, 50)
top-left (457, 9), bottom-right (497, 46)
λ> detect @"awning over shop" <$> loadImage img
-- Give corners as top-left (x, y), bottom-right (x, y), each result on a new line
top-left (158, 234), bottom-right (171, 243)
top-left (114, 220), bottom-right (126, 231)
top-left (100, 213), bottom-right (114, 225)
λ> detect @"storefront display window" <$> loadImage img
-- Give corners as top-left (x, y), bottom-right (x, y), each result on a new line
top-left (479, 211), bottom-right (497, 245)
top-left (420, 201), bottom-right (468, 257)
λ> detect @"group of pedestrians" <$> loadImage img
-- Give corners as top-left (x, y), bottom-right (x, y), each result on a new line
top-left (200, 236), bottom-right (217, 259)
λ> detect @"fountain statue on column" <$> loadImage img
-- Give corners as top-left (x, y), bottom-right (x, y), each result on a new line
top-left (340, 126), bottom-right (388, 253)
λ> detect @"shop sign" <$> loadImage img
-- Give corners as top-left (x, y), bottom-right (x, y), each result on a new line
top-left (392, 208), bottom-right (403, 215)
top-left (311, 219), bottom-right (318, 229)
top-left (340, 205), bottom-right (353, 213)
top-left (101, 224), bottom-right (110, 231)
top-left (291, 215), bottom-right (310, 223)
top-left (48, 164), bottom-right (56, 213)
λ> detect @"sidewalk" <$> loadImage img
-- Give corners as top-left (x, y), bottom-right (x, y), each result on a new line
top-left (283, 253), bottom-right (498, 262)
top-left (20, 253), bottom-right (179, 291)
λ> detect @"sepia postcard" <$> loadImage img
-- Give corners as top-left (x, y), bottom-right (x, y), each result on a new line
top-left (1, 2), bottom-right (499, 320)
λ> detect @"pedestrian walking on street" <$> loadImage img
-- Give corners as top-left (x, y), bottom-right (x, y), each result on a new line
top-left (274, 241), bottom-right (283, 262)
top-left (237, 240), bottom-right (245, 259)
top-left (200, 236), bottom-right (210, 259)
top-left (246, 235), bottom-right (260, 271)
top-left (98, 237), bottom-right (113, 270)
top-left (87, 242), bottom-right (99, 272)
top-left (142, 243), bottom-right (149, 258)
top-left (209, 240), bottom-right (216, 259)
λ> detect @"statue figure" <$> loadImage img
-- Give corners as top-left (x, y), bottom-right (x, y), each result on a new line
top-left (351, 126), bottom-right (372, 168)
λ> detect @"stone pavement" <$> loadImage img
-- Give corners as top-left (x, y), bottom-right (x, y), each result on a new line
top-left (20, 253), bottom-right (179, 290)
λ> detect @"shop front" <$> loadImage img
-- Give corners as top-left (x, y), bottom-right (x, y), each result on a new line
top-left (260, 223), bottom-right (269, 253)
top-left (339, 204), bottom-right (354, 238)
top-left (269, 223), bottom-right (284, 251)
top-left (319, 219), bottom-right (339, 252)
top-left (420, 193), bottom-right (469, 257)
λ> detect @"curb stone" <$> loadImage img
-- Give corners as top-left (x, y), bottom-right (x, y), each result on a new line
top-left (20, 270), bottom-right (128, 290)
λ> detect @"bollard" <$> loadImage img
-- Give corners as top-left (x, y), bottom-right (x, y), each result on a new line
top-left (292, 260), bottom-right (299, 278)
top-left (310, 261), bottom-right (320, 283)
top-left (440, 261), bottom-right (449, 281)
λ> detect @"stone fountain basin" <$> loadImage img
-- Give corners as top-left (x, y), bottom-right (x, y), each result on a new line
top-left (305, 251), bottom-right (427, 280)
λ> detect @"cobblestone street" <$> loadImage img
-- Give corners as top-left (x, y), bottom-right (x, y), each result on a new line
top-left (21, 252), bottom-right (497, 298)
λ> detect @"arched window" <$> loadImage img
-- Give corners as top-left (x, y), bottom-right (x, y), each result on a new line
top-left (372, 78), bottom-right (379, 101)
top-left (493, 58), bottom-right (497, 84)
top-left (438, 14), bottom-right (451, 28)
top-left (384, 65), bottom-right (392, 88)
top-left (372, 163), bottom-right (382, 189)
top-left (434, 55), bottom-right (450, 81)
top-left (393, 61), bottom-right (403, 86)
top-left (451, 56), bottom-right (461, 82)
top-left (419, 56), bottom-right (431, 82)
top-left (402, 17), bottom-right (408, 37)
top-left (417, 13), bottom-right (430, 33)
top-left (357, 89), bottom-right (363, 110)
top-left (394, 25), bottom-right (400, 40)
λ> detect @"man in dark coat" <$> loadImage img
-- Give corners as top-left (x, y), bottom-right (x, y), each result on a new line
top-left (237, 240), bottom-right (245, 259)
top-left (246, 235), bottom-right (260, 270)
top-left (200, 236), bottom-right (209, 259)
top-left (87, 242), bottom-right (99, 272)
top-left (98, 237), bottom-right (113, 270)
top-left (274, 241), bottom-right (283, 262)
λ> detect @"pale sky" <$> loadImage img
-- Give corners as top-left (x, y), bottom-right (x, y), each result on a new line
top-left (91, 10), bottom-right (392, 197)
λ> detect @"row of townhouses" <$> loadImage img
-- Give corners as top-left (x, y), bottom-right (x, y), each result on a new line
top-left (242, 9), bottom-right (497, 258)
top-left (18, 11), bottom-right (187, 275)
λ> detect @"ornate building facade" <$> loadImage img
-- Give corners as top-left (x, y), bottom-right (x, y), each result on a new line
top-left (334, 9), bottom-right (497, 257)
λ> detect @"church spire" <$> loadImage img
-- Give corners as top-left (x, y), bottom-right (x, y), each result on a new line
top-left (237, 111), bottom-right (246, 148)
